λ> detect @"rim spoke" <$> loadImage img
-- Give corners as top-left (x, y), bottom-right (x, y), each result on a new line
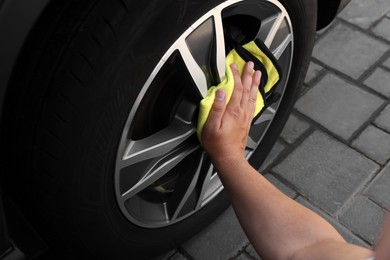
top-left (179, 42), bottom-right (208, 98)
top-left (248, 107), bottom-right (276, 146)
top-left (114, 0), bottom-right (294, 227)
top-left (213, 11), bottom-right (227, 82)
top-left (196, 162), bottom-right (214, 208)
top-left (169, 152), bottom-right (206, 220)
top-left (272, 33), bottom-right (292, 60)
top-left (119, 118), bottom-right (195, 169)
top-left (178, 43), bottom-right (208, 97)
top-left (121, 143), bottom-right (199, 201)
top-left (253, 107), bottom-right (276, 125)
top-left (246, 136), bottom-right (257, 151)
top-left (257, 12), bottom-right (284, 48)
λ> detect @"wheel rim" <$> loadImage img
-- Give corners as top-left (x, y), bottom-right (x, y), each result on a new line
top-left (115, 0), bottom-right (293, 228)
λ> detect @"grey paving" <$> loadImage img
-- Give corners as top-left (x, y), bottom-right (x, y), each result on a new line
top-left (364, 67), bottom-right (390, 97)
top-left (295, 197), bottom-right (369, 247)
top-left (245, 245), bottom-right (260, 260)
top-left (384, 57), bottom-right (390, 69)
top-left (312, 23), bottom-right (388, 79)
top-left (264, 174), bottom-right (296, 199)
top-left (259, 140), bottom-right (285, 171)
top-left (273, 131), bottom-right (379, 215)
top-left (162, 2), bottom-right (390, 259)
top-left (295, 73), bottom-right (384, 140)
top-left (167, 252), bottom-right (187, 260)
top-left (304, 62), bottom-right (323, 84)
top-left (374, 104), bottom-right (390, 132)
top-left (373, 16), bottom-right (390, 42)
top-left (339, 196), bottom-right (387, 244)
top-left (365, 163), bottom-right (390, 209)
top-left (339, 0), bottom-right (390, 29)
top-left (232, 253), bottom-right (253, 260)
top-left (280, 114), bottom-right (311, 144)
top-left (351, 125), bottom-right (390, 164)
top-left (182, 207), bottom-right (248, 260)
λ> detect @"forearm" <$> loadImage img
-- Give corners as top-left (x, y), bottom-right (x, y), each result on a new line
top-left (214, 157), bottom-right (345, 259)
top-left (201, 62), bottom-right (374, 259)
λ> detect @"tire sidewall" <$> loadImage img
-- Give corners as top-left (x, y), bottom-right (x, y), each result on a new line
top-left (249, 0), bottom-right (317, 167)
top-left (6, 0), bottom-right (317, 258)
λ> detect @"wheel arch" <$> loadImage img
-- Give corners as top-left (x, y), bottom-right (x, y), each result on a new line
top-left (0, 0), bottom-right (51, 124)
top-left (316, 0), bottom-right (349, 30)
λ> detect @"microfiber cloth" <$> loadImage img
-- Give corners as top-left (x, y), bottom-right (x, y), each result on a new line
top-left (197, 39), bottom-right (282, 141)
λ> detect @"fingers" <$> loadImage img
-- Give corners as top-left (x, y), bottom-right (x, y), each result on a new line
top-left (228, 63), bottom-right (243, 109)
top-left (219, 62), bottom-right (260, 127)
top-left (204, 89), bottom-right (227, 131)
top-left (229, 62), bottom-right (261, 113)
top-left (248, 70), bottom-right (261, 115)
top-left (241, 61), bottom-right (254, 107)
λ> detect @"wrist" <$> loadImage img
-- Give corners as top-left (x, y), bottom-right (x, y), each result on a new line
top-left (211, 154), bottom-right (249, 173)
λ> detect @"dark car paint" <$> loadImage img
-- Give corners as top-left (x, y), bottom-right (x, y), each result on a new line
top-left (0, 0), bottom-right (51, 124)
top-left (317, 0), bottom-right (349, 30)
top-left (0, 0), bottom-right (350, 258)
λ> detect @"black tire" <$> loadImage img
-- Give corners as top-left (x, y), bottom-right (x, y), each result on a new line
top-left (1, 0), bottom-right (316, 259)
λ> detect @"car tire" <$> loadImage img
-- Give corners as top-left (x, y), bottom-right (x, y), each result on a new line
top-left (1, 0), bottom-right (316, 258)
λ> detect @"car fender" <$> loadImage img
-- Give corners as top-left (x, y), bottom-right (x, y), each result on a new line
top-left (0, 0), bottom-right (50, 122)
top-left (317, 0), bottom-right (350, 30)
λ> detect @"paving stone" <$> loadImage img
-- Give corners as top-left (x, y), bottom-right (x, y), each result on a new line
top-left (259, 141), bottom-right (285, 171)
top-left (339, 196), bottom-right (387, 245)
top-left (295, 74), bottom-right (384, 140)
top-left (280, 114), bottom-right (311, 144)
top-left (339, 0), bottom-right (390, 29)
top-left (352, 125), bottom-right (390, 164)
top-left (245, 245), bottom-right (261, 260)
top-left (373, 17), bottom-right (390, 42)
top-left (296, 197), bottom-right (370, 247)
top-left (365, 163), bottom-right (390, 209)
top-left (167, 252), bottom-right (187, 260)
top-left (383, 58), bottom-right (390, 69)
top-left (313, 24), bottom-right (388, 79)
top-left (155, 250), bottom-right (179, 260)
top-left (265, 174), bottom-right (297, 199)
top-left (316, 24), bottom-right (333, 36)
top-left (364, 67), bottom-right (390, 97)
top-left (374, 104), bottom-right (390, 132)
top-left (304, 62), bottom-right (323, 83)
top-left (231, 252), bottom-right (254, 260)
top-left (273, 131), bottom-right (379, 215)
top-left (182, 207), bottom-right (248, 260)
top-left (384, 56), bottom-right (390, 68)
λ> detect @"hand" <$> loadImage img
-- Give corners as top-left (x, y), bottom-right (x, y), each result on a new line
top-left (201, 62), bottom-right (261, 167)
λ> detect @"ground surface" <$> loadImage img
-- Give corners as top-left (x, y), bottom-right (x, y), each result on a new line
top-left (157, 1), bottom-right (390, 259)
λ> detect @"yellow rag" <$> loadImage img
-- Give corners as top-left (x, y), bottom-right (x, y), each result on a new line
top-left (197, 39), bottom-right (282, 141)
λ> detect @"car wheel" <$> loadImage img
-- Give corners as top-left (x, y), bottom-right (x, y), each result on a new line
top-left (2, 0), bottom-right (316, 258)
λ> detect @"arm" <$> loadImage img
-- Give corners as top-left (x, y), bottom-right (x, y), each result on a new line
top-left (201, 62), bottom-right (374, 260)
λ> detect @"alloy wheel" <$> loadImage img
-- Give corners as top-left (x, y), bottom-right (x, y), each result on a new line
top-left (115, 0), bottom-right (294, 228)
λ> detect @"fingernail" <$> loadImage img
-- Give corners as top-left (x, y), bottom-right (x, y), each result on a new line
top-left (255, 70), bottom-right (261, 81)
top-left (215, 89), bottom-right (225, 101)
top-left (248, 61), bottom-right (254, 70)
top-left (231, 63), bottom-right (238, 70)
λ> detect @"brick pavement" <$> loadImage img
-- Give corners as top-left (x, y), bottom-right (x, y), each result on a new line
top-left (157, 1), bottom-right (390, 259)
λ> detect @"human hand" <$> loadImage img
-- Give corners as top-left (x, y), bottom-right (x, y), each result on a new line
top-left (201, 61), bottom-right (261, 167)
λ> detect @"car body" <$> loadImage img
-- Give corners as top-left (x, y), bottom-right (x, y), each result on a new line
top-left (0, 0), bottom-right (350, 259)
